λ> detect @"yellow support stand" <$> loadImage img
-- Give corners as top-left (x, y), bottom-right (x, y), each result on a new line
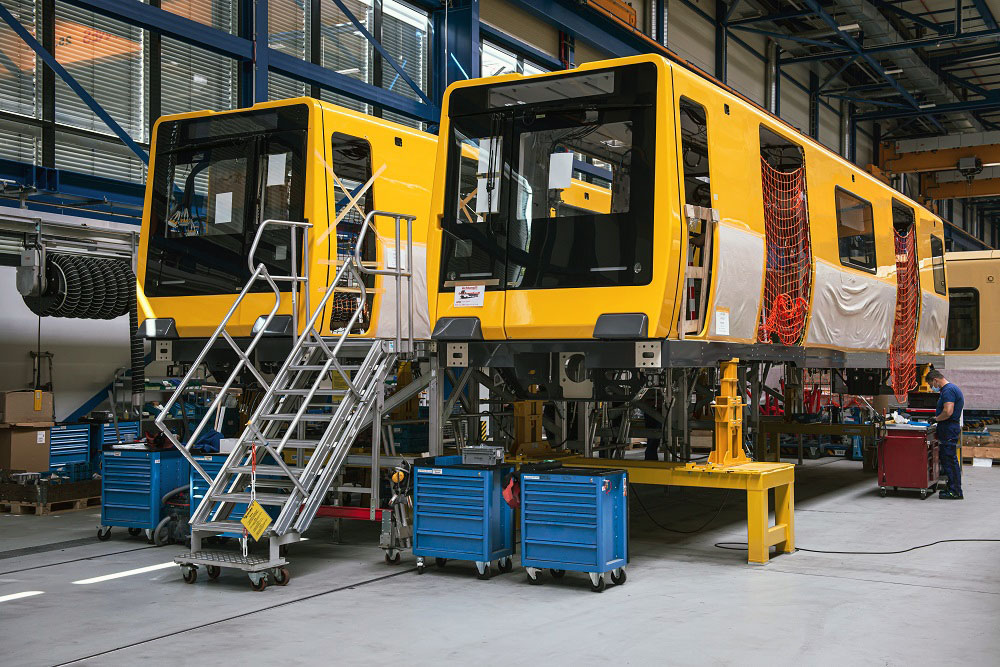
top-left (708, 358), bottom-right (749, 466)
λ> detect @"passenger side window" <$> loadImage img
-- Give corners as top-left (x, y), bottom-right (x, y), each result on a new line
top-left (930, 235), bottom-right (946, 295)
top-left (946, 288), bottom-right (979, 351)
top-left (835, 187), bottom-right (876, 271)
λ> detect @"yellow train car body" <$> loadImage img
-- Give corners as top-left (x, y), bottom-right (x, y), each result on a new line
top-left (136, 98), bottom-right (436, 344)
top-left (427, 54), bottom-right (948, 364)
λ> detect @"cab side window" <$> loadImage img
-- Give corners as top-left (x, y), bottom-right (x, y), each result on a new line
top-left (946, 288), bottom-right (979, 351)
top-left (835, 187), bottom-right (876, 272)
top-left (930, 235), bottom-right (946, 295)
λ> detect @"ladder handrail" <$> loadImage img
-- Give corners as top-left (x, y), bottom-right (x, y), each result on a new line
top-left (154, 219), bottom-right (312, 483)
top-left (353, 210), bottom-right (417, 355)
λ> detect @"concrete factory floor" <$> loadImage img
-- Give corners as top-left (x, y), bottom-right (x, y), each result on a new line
top-left (2, 458), bottom-right (998, 666)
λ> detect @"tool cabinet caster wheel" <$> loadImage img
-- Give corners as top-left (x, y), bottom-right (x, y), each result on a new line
top-left (416, 564), bottom-right (426, 575)
top-left (128, 527), bottom-right (142, 537)
top-left (206, 566), bottom-right (221, 580)
top-left (250, 576), bottom-right (268, 592)
top-left (435, 557), bottom-right (448, 568)
top-left (590, 575), bottom-right (606, 593)
top-left (498, 557), bottom-right (513, 573)
top-left (181, 566), bottom-right (197, 584)
top-left (527, 570), bottom-right (541, 585)
top-left (384, 551), bottom-right (401, 564)
top-left (610, 569), bottom-right (627, 585)
top-left (477, 564), bottom-right (492, 580)
top-left (878, 487), bottom-right (887, 497)
top-left (97, 526), bottom-right (112, 541)
top-left (920, 489), bottom-right (929, 499)
top-left (550, 569), bottom-right (565, 579)
top-left (273, 567), bottom-right (290, 586)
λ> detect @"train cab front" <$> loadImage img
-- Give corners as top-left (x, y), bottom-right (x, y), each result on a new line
top-left (427, 56), bottom-right (680, 396)
top-left (137, 101), bottom-right (316, 370)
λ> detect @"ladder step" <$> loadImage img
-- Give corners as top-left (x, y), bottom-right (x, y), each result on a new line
top-left (259, 439), bottom-right (321, 449)
top-left (289, 364), bottom-right (362, 371)
top-left (211, 491), bottom-right (294, 505)
top-left (263, 412), bottom-right (336, 421)
top-left (275, 388), bottom-right (348, 396)
top-left (229, 464), bottom-right (304, 476)
top-left (192, 520), bottom-right (246, 534)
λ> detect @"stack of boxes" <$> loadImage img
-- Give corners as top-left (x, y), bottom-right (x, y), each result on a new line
top-left (0, 390), bottom-right (55, 473)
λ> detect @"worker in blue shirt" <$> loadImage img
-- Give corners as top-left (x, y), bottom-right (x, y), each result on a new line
top-left (925, 370), bottom-right (964, 499)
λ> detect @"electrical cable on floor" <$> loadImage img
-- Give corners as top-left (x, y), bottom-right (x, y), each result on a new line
top-left (714, 539), bottom-right (1000, 555)
top-left (630, 483), bottom-right (731, 534)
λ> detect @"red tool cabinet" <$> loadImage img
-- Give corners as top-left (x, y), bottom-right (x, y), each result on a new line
top-left (877, 424), bottom-right (939, 499)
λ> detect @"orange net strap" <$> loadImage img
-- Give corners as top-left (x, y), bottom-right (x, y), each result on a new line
top-left (758, 158), bottom-right (812, 345)
top-left (890, 227), bottom-right (919, 402)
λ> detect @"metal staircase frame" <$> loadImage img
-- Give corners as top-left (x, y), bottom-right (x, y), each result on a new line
top-left (156, 207), bottom-right (418, 587)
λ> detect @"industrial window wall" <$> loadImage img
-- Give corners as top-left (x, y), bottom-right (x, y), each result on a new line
top-left (0, 0), bottom-right (431, 184)
top-left (481, 40), bottom-right (549, 78)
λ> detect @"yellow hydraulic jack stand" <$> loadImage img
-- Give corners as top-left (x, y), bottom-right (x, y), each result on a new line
top-left (552, 358), bottom-right (796, 565)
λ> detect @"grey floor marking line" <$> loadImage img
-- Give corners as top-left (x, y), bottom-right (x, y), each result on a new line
top-left (0, 545), bottom-right (158, 577)
top-left (760, 566), bottom-right (1000, 596)
top-left (0, 538), bottom-right (104, 560)
top-left (54, 567), bottom-right (418, 666)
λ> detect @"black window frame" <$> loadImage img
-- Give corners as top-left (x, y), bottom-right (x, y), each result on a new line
top-left (930, 234), bottom-right (947, 295)
top-left (834, 186), bottom-right (877, 273)
top-left (946, 287), bottom-right (980, 351)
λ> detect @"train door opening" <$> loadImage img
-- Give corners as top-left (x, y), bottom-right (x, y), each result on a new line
top-left (757, 125), bottom-right (812, 345)
top-left (677, 96), bottom-right (714, 336)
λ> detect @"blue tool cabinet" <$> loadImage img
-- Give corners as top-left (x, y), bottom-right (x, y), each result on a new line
top-left (49, 424), bottom-right (91, 469)
top-left (520, 468), bottom-right (628, 592)
top-left (98, 448), bottom-right (189, 542)
top-left (412, 456), bottom-right (515, 579)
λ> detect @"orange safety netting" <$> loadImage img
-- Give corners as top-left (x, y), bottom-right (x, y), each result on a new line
top-left (758, 157), bottom-right (812, 345)
top-left (890, 226), bottom-right (919, 402)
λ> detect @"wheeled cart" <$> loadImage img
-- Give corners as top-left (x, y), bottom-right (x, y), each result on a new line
top-left (877, 424), bottom-right (938, 499)
top-left (520, 467), bottom-right (628, 592)
top-left (412, 456), bottom-right (515, 579)
top-left (98, 447), bottom-right (190, 544)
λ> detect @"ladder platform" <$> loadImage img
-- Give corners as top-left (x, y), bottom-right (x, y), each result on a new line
top-left (289, 364), bottom-right (362, 371)
top-left (174, 550), bottom-right (287, 573)
top-left (275, 388), bottom-right (348, 396)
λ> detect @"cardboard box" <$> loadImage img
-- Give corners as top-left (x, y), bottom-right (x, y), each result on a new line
top-left (0, 390), bottom-right (55, 425)
top-left (0, 426), bottom-right (51, 472)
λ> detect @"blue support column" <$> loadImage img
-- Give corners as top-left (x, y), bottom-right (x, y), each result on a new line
top-left (255, 0), bottom-right (269, 103)
top-left (432, 0), bottom-right (479, 99)
top-left (238, 0), bottom-right (255, 107)
top-left (0, 3), bottom-right (149, 164)
top-left (654, 0), bottom-right (667, 46)
top-left (715, 0), bottom-right (727, 83)
top-left (808, 70), bottom-right (819, 139)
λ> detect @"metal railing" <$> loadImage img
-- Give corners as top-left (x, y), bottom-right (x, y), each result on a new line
top-left (354, 210), bottom-right (417, 355)
top-left (154, 219), bottom-right (310, 483)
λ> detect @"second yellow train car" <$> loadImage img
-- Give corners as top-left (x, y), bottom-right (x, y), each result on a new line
top-left (426, 54), bottom-right (947, 399)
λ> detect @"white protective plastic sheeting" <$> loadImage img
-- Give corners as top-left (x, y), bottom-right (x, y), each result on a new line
top-left (374, 242), bottom-right (431, 340)
top-left (805, 259), bottom-right (896, 351)
top-left (709, 223), bottom-right (765, 341)
top-left (915, 290), bottom-right (948, 354)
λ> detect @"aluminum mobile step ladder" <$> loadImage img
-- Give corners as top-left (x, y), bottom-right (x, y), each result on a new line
top-left (155, 210), bottom-right (417, 590)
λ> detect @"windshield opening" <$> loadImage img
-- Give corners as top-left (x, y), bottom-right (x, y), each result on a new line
top-left (441, 62), bottom-right (656, 292)
top-left (144, 105), bottom-right (309, 297)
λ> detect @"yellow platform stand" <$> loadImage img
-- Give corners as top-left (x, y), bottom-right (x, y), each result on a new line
top-left (545, 358), bottom-right (796, 565)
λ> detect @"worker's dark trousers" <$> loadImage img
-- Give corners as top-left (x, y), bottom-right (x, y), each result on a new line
top-left (939, 436), bottom-right (963, 496)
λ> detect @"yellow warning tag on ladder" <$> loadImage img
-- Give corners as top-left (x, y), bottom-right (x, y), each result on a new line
top-left (241, 501), bottom-right (273, 541)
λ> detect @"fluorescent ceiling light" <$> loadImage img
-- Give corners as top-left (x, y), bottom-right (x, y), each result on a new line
top-left (982, 162), bottom-right (1000, 167)
top-left (838, 23), bottom-right (861, 32)
top-left (919, 103), bottom-right (937, 108)
top-left (884, 67), bottom-right (903, 75)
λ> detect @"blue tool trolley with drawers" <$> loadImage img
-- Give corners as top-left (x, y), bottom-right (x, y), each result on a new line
top-left (49, 424), bottom-right (91, 469)
top-left (90, 421), bottom-right (142, 458)
top-left (98, 448), bottom-right (189, 544)
top-left (412, 456), bottom-right (515, 579)
top-left (520, 467), bottom-right (628, 592)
